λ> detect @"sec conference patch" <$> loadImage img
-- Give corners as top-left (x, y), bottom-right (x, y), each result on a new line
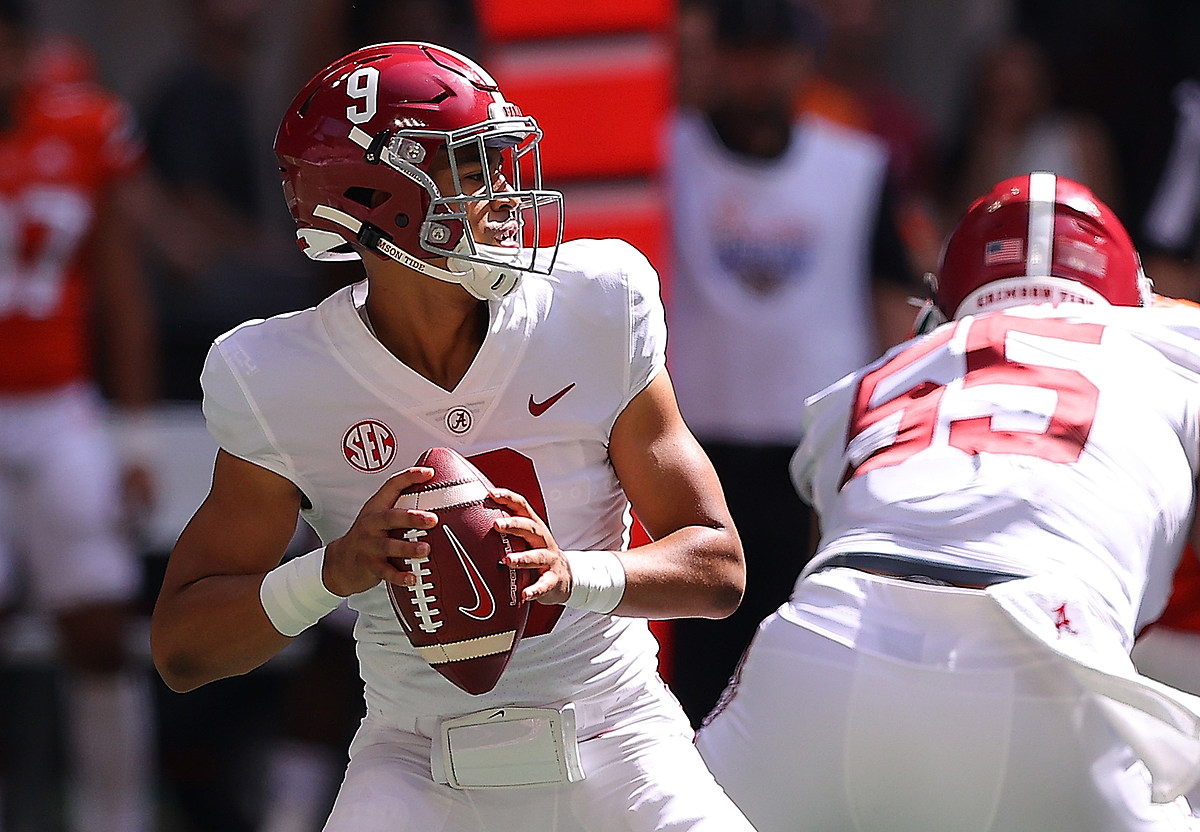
top-left (343, 419), bottom-right (396, 472)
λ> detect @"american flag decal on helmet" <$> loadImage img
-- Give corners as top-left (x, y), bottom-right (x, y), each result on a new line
top-left (984, 238), bottom-right (1023, 265)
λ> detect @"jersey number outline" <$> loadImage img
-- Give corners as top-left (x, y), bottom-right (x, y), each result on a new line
top-left (842, 315), bottom-right (1104, 485)
top-left (0, 187), bottom-right (91, 318)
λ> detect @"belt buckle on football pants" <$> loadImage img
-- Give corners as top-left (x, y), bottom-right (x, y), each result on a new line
top-left (431, 704), bottom-right (586, 789)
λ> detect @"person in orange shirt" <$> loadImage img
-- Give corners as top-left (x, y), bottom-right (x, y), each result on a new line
top-left (0, 1), bottom-right (157, 829)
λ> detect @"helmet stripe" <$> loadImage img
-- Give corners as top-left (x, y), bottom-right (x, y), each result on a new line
top-left (1027, 171), bottom-right (1056, 277)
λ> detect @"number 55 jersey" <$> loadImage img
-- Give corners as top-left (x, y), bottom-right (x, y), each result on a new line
top-left (791, 301), bottom-right (1200, 644)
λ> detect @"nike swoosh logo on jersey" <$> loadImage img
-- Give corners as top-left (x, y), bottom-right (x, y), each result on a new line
top-left (445, 525), bottom-right (496, 620)
top-left (528, 383), bottom-right (576, 417)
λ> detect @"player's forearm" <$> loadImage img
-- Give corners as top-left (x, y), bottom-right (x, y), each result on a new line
top-left (151, 573), bottom-right (292, 693)
top-left (613, 524), bottom-right (745, 620)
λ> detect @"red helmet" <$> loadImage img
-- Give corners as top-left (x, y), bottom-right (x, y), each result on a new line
top-left (931, 171), bottom-right (1148, 321)
top-left (274, 42), bottom-right (563, 300)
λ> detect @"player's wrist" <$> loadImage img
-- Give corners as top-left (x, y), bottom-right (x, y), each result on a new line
top-left (319, 538), bottom-right (357, 597)
top-left (260, 547), bottom-right (345, 637)
top-left (563, 550), bottom-right (626, 614)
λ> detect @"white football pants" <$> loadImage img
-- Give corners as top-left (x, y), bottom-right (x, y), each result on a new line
top-left (697, 569), bottom-right (1196, 832)
top-left (322, 682), bottom-right (754, 831)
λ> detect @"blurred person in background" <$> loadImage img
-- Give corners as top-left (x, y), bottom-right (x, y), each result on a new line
top-left (139, 0), bottom-right (323, 402)
top-left (665, 0), bottom-right (919, 726)
top-left (806, 0), bottom-right (944, 276)
top-left (1137, 79), bottom-right (1200, 304)
top-left (137, 3), bottom-right (343, 829)
top-left (0, 0), bottom-right (158, 829)
top-left (942, 35), bottom-right (1121, 220)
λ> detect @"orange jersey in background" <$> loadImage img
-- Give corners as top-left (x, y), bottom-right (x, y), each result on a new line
top-left (0, 80), bottom-right (143, 392)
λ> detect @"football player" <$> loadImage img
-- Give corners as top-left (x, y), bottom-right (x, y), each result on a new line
top-left (696, 172), bottom-right (1200, 831)
top-left (0, 0), bottom-right (158, 829)
top-left (150, 42), bottom-right (754, 831)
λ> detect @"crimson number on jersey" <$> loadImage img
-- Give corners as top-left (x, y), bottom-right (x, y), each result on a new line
top-left (842, 314), bottom-right (1104, 485)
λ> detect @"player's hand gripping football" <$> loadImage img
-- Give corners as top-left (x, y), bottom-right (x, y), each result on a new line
top-left (322, 467), bottom-right (439, 597)
top-left (491, 488), bottom-right (573, 606)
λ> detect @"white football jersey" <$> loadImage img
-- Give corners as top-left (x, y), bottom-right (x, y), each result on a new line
top-left (201, 238), bottom-right (665, 721)
top-left (792, 302), bottom-right (1200, 643)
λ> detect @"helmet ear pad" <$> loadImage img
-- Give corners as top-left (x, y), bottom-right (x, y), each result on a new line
top-left (934, 172), bottom-right (1147, 320)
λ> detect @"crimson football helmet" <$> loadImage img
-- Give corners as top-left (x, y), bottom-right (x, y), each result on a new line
top-left (917, 172), bottom-right (1149, 331)
top-left (274, 42), bottom-right (563, 301)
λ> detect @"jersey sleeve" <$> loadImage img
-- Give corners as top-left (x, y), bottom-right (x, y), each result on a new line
top-left (790, 380), bottom-right (847, 509)
top-left (199, 337), bottom-right (292, 481)
top-left (622, 242), bottom-right (668, 407)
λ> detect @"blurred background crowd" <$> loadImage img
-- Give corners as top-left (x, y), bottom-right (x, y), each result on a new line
top-left (4, 0), bottom-right (1200, 830)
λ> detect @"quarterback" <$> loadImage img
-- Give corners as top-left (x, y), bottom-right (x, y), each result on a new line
top-left (150, 42), bottom-right (754, 831)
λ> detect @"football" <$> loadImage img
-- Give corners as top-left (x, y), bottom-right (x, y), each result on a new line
top-left (387, 446), bottom-right (532, 695)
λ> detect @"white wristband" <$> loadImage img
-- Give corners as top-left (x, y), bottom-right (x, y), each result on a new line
top-left (564, 550), bottom-right (626, 614)
top-left (260, 547), bottom-right (344, 637)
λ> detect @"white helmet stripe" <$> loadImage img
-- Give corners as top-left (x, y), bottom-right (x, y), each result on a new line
top-left (1027, 171), bottom-right (1057, 277)
top-left (314, 203), bottom-right (362, 233)
top-left (348, 125), bottom-right (372, 150)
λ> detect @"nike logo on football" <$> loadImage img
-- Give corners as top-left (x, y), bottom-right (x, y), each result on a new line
top-left (445, 526), bottom-right (496, 620)
top-left (528, 383), bottom-right (576, 417)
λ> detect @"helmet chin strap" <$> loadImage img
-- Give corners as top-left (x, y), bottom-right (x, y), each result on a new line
top-left (310, 204), bottom-right (524, 301)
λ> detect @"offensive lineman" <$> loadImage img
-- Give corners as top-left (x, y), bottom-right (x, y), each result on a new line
top-left (697, 172), bottom-right (1200, 831)
top-left (150, 42), bottom-right (755, 831)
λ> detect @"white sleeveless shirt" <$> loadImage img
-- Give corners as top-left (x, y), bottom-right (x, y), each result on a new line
top-left (668, 110), bottom-right (890, 443)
